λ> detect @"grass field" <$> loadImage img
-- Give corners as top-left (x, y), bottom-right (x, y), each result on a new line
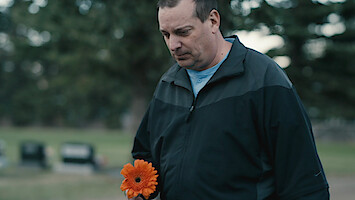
top-left (316, 141), bottom-right (355, 176)
top-left (0, 127), bottom-right (134, 168)
top-left (0, 127), bottom-right (354, 200)
top-left (0, 127), bottom-right (133, 200)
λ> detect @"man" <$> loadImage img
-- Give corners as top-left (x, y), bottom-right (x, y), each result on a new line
top-left (129, 0), bottom-right (329, 199)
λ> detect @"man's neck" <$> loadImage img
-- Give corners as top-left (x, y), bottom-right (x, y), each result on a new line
top-left (200, 37), bottom-right (232, 71)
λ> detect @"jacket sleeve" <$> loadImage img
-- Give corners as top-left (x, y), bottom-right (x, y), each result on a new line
top-left (132, 103), bottom-right (153, 162)
top-left (131, 103), bottom-right (160, 200)
top-left (263, 84), bottom-right (329, 200)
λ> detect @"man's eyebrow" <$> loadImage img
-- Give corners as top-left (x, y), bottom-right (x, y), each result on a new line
top-left (160, 26), bottom-right (193, 34)
top-left (173, 26), bottom-right (193, 35)
top-left (175, 26), bottom-right (193, 32)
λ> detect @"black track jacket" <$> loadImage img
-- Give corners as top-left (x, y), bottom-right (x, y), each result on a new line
top-left (132, 36), bottom-right (329, 200)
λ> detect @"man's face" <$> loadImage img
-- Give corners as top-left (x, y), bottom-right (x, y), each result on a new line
top-left (158, 0), bottom-right (217, 70)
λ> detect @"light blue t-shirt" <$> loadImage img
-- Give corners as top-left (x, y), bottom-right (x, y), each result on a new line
top-left (186, 39), bottom-right (233, 97)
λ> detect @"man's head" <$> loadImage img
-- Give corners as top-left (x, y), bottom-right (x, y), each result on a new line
top-left (157, 0), bottom-right (224, 71)
top-left (157, 0), bottom-right (218, 23)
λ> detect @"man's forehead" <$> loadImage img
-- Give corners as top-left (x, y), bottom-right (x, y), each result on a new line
top-left (158, 0), bottom-right (197, 29)
top-left (158, 13), bottom-right (199, 32)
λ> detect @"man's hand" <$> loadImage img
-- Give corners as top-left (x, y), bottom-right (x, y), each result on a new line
top-left (125, 190), bottom-right (144, 200)
top-left (128, 197), bottom-right (143, 200)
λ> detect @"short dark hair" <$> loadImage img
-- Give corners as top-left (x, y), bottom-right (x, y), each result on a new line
top-left (157, 0), bottom-right (218, 22)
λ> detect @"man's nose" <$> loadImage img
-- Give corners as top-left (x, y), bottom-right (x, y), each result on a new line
top-left (168, 36), bottom-right (182, 51)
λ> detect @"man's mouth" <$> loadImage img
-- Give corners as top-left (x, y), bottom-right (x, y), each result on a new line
top-left (174, 53), bottom-right (190, 60)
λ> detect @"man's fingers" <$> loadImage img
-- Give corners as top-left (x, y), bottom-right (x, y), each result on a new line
top-left (129, 197), bottom-right (143, 200)
top-left (125, 190), bottom-right (144, 200)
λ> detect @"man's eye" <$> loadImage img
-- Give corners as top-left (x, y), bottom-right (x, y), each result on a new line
top-left (178, 30), bottom-right (190, 36)
top-left (162, 33), bottom-right (170, 38)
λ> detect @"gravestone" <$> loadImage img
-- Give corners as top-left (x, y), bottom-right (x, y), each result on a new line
top-left (55, 142), bottom-right (97, 174)
top-left (20, 140), bottom-right (48, 168)
top-left (0, 140), bottom-right (7, 168)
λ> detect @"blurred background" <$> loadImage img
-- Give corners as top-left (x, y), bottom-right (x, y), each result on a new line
top-left (0, 0), bottom-right (354, 199)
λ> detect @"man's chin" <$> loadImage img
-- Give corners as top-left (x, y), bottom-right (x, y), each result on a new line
top-left (177, 61), bottom-right (205, 71)
top-left (176, 60), bottom-right (194, 69)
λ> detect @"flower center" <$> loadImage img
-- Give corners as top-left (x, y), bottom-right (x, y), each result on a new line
top-left (135, 177), bottom-right (141, 183)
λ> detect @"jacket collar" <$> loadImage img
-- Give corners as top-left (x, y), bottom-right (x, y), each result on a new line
top-left (162, 35), bottom-right (247, 90)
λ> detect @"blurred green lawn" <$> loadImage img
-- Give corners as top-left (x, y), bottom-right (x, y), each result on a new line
top-left (0, 127), bottom-right (133, 200)
top-left (0, 127), bottom-right (134, 168)
top-left (0, 127), bottom-right (354, 200)
top-left (316, 141), bottom-right (355, 176)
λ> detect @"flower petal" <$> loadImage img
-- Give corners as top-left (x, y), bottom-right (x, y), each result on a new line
top-left (120, 163), bottom-right (134, 177)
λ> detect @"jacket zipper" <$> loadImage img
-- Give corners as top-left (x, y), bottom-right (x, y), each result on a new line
top-left (185, 96), bottom-right (196, 122)
top-left (185, 80), bottom-right (213, 122)
top-left (177, 92), bottom-right (196, 199)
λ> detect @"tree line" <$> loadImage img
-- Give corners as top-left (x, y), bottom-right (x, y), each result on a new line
top-left (0, 0), bottom-right (354, 130)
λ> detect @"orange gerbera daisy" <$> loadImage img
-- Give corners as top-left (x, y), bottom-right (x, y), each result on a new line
top-left (120, 159), bottom-right (158, 199)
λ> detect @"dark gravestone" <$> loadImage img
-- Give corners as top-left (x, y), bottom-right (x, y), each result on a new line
top-left (0, 140), bottom-right (7, 168)
top-left (56, 142), bottom-right (96, 174)
top-left (20, 141), bottom-right (47, 168)
top-left (0, 140), bottom-right (5, 157)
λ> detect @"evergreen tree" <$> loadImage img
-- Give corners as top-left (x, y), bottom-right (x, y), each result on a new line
top-left (1, 0), bottom-right (353, 129)
top-left (230, 0), bottom-right (354, 119)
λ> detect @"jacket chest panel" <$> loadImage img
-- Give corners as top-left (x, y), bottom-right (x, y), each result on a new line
top-left (150, 96), bottom-right (262, 172)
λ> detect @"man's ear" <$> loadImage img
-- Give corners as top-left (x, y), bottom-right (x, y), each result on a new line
top-left (209, 9), bottom-right (220, 34)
